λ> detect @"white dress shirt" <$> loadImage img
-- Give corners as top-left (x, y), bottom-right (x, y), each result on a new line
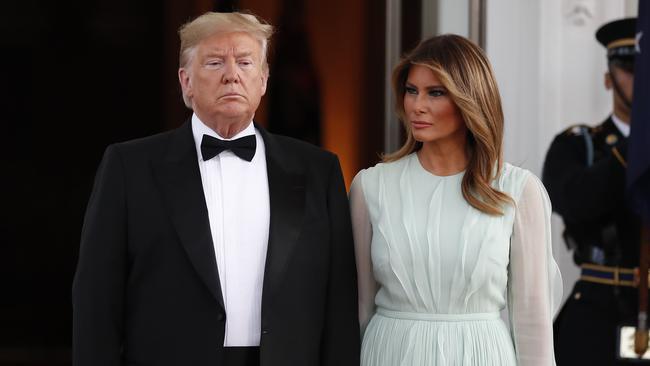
top-left (611, 113), bottom-right (630, 137)
top-left (192, 114), bottom-right (270, 347)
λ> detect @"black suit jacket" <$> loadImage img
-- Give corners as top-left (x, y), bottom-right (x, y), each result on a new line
top-left (72, 121), bottom-right (360, 366)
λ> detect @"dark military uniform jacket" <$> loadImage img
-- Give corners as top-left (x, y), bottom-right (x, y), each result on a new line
top-left (543, 116), bottom-right (640, 268)
top-left (543, 116), bottom-right (642, 365)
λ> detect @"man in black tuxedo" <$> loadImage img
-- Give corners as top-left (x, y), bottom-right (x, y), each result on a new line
top-left (72, 12), bottom-right (360, 366)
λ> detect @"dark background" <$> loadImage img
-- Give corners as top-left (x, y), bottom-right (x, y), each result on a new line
top-left (1, 0), bottom-right (169, 363)
top-left (0, 0), bottom-right (420, 364)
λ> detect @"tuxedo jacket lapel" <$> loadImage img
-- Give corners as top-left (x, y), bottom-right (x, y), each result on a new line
top-left (257, 125), bottom-right (306, 303)
top-left (150, 122), bottom-right (305, 312)
top-left (152, 121), bottom-right (225, 309)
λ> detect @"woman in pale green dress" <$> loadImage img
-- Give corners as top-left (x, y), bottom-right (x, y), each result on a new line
top-left (350, 35), bottom-right (562, 365)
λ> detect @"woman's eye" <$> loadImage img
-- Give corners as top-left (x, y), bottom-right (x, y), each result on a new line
top-left (429, 89), bottom-right (445, 97)
top-left (405, 86), bottom-right (417, 95)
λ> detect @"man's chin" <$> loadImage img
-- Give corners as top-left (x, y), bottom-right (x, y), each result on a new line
top-left (214, 107), bottom-right (251, 121)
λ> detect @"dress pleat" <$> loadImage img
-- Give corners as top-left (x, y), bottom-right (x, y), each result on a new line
top-left (359, 154), bottom-right (531, 365)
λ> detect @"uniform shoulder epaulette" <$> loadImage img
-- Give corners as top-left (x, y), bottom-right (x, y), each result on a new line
top-left (562, 123), bottom-right (596, 136)
top-left (561, 123), bottom-right (597, 166)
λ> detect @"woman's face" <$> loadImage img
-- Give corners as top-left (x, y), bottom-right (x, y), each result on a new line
top-left (403, 64), bottom-right (466, 145)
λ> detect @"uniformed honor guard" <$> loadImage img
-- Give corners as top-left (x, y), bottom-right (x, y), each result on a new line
top-left (543, 17), bottom-right (645, 365)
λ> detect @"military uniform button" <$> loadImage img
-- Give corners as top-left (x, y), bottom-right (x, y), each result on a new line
top-left (606, 134), bottom-right (618, 145)
top-left (574, 292), bottom-right (582, 300)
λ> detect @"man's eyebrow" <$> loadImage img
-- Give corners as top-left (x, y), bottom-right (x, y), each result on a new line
top-left (234, 50), bottom-right (253, 57)
top-left (204, 50), bottom-right (226, 57)
top-left (202, 50), bottom-right (254, 58)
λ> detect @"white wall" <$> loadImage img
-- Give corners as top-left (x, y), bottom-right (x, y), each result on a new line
top-left (422, 0), bottom-right (470, 38)
top-left (486, 0), bottom-right (637, 307)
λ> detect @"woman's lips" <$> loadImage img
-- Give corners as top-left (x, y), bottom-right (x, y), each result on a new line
top-left (411, 121), bottom-right (432, 129)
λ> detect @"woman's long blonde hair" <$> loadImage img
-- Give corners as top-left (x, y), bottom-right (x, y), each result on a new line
top-left (384, 34), bottom-right (512, 215)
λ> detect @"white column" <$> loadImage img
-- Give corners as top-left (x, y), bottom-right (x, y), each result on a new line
top-left (384, 0), bottom-right (402, 154)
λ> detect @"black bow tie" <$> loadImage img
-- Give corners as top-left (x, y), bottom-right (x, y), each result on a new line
top-left (200, 134), bottom-right (256, 162)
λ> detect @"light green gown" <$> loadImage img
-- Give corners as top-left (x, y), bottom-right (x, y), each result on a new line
top-left (350, 153), bottom-right (562, 366)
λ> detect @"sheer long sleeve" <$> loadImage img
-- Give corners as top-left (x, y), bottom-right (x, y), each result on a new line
top-left (349, 172), bottom-right (378, 336)
top-left (508, 174), bottom-right (563, 365)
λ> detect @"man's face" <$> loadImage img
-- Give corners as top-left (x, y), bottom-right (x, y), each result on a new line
top-left (605, 65), bottom-right (634, 117)
top-left (179, 32), bottom-right (268, 130)
top-left (609, 66), bottom-right (634, 100)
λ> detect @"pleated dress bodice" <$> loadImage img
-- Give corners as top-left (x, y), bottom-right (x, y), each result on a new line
top-left (351, 153), bottom-right (561, 366)
top-left (364, 154), bottom-right (518, 316)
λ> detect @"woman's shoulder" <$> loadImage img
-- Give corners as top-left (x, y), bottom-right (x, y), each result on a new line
top-left (354, 154), bottom-right (412, 180)
top-left (351, 154), bottom-right (413, 194)
top-left (500, 162), bottom-right (533, 180)
top-left (497, 162), bottom-right (540, 201)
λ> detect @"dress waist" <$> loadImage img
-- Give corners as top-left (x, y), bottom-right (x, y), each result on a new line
top-left (376, 308), bottom-right (500, 322)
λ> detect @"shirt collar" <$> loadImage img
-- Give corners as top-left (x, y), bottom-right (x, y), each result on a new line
top-left (191, 113), bottom-right (256, 156)
top-left (611, 113), bottom-right (630, 137)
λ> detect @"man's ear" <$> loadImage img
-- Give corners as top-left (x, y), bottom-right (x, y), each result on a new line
top-left (604, 71), bottom-right (612, 91)
top-left (179, 68), bottom-right (192, 96)
top-left (260, 70), bottom-right (269, 96)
